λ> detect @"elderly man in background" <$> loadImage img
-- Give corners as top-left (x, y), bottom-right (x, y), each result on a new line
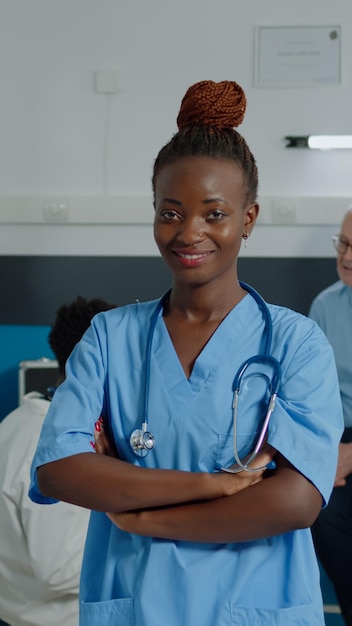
top-left (309, 207), bottom-right (352, 626)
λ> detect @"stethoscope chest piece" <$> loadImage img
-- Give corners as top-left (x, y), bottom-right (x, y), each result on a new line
top-left (130, 424), bottom-right (155, 457)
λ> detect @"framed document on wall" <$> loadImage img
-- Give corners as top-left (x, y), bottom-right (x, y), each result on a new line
top-left (254, 25), bottom-right (341, 87)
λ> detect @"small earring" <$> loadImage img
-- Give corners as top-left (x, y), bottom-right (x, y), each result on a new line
top-left (242, 233), bottom-right (249, 249)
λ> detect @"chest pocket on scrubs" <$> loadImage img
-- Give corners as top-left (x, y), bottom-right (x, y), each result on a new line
top-left (214, 372), bottom-right (271, 469)
top-left (81, 597), bottom-right (134, 625)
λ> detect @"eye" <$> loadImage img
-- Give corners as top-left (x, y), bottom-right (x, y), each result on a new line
top-left (160, 210), bottom-right (180, 222)
top-left (207, 210), bottom-right (225, 221)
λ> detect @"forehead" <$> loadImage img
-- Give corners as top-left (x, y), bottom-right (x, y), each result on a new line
top-left (340, 211), bottom-right (352, 237)
top-left (155, 156), bottom-right (245, 192)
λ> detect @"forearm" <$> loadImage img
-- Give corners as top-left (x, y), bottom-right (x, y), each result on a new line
top-left (36, 452), bottom-right (241, 512)
top-left (111, 465), bottom-right (323, 543)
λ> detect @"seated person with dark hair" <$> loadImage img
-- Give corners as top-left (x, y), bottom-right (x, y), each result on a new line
top-left (0, 296), bottom-right (115, 626)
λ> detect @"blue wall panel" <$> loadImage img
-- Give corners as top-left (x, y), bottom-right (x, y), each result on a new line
top-left (0, 325), bottom-right (53, 421)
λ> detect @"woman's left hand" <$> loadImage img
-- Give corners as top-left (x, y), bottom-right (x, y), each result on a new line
top-left (93, 417), bottom-right (118, 458)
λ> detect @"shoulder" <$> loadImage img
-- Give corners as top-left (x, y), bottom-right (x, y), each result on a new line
top-left (308, 281), bottom-right (349, 324)
top-left (311, 280), bottom-right (345, 306)
top-left (0, 395), bottom-right (50, 460)
top-left (0, 393), bottom-right (49, 428)
top-left (91, 298), bottom-right (161, 332)
top-left (81, 299), bottom-right (163, 351)
top-left (268, 302), bottom-right (316, 332)
top-left (266, 302), bottom-right (331, 354)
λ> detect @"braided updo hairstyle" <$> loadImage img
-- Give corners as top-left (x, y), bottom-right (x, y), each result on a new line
top-left (152, 80), bottom-right (258, 205)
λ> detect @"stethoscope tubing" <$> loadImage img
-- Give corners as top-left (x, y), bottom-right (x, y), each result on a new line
top-left (142, 291), bottom-right (170, 424)
top-left (131, 282), bottom-right (282, 468)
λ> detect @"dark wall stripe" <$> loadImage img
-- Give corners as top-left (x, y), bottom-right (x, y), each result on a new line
top-left (0, 256), bottom-right (338, 325)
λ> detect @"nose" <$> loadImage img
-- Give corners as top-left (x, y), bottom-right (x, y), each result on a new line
top-left (176, 217), bottom-right (204, 245)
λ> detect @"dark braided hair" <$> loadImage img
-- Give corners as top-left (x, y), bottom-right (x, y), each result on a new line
top-left (152, 80), bottom-right (258, 205)
top-left (48, 296), bottom-right (115, 377)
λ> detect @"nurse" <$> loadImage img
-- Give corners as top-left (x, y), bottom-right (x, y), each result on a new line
top-left (30, 79), bottom-right (343, 625)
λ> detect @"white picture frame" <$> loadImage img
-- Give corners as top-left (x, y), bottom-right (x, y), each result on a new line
top-left (254, 25), bottom-right (341, 87)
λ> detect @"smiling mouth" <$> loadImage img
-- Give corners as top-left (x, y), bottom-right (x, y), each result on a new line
top-left (175, 251), bottom-right (211, 260)
top-left (172, 250), bottom-right (214, 267)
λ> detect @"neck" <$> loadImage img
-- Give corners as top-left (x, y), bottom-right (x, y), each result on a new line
top-left (166, 277), bottom-right (246, 323)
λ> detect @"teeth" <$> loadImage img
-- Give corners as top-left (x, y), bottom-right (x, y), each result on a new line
top-left (178, 252), bottom-right (207, 260)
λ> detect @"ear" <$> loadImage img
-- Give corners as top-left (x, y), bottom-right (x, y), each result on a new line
top-left (244, 203), bottom-right (259, 235)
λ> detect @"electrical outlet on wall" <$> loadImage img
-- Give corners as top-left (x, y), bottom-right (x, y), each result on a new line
top-left (42, 200), bottom-right (70, 223)
top-left (270, 199), bottom-right (297, 224)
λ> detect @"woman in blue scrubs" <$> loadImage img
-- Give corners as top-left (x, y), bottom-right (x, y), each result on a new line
top-left (30, 79), bottom-right (344, 625)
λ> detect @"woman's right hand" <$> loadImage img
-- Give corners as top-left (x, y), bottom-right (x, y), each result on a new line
top-left (215, 446), bottom-right (277, 497)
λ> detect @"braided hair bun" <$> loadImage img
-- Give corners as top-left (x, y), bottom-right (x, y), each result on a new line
top-left (176, 80), bottom-right (246, 131)
top-left (152, 79), bottom-right (258, 204)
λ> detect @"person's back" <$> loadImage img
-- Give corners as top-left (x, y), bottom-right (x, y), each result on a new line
top-left (0, 392), bottom-right (89, 626)
top-left (0, 296), bottom-right (115, 626)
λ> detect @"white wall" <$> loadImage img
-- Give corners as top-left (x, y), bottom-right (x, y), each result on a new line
top-left (0, 0), bottom-right (351, 256)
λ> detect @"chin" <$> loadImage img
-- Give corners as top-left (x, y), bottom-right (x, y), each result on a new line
top-left (338, 269), bottom-right (352, 287)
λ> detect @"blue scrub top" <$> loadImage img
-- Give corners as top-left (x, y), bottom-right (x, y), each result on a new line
top-left (309, 280), bottom-right (352, 428)
top-left (29, 291), bottom-right (343, 626)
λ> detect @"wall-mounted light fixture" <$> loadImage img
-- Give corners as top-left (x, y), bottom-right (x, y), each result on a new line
top-left (285, 135), bottom-right (352, 150)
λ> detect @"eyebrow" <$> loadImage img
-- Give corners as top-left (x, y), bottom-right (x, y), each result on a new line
top-left (339, 235), bottom-right (352, 242)
top-left (162, 198), bottom-right (181, 205)
top-left (161, 197), bottom-right (227, 205)
top-left (204, 198), bottom-right (227, 205)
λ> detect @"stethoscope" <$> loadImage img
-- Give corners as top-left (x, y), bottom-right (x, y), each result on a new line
top-left (130, 282), bottom-right (282, 473)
